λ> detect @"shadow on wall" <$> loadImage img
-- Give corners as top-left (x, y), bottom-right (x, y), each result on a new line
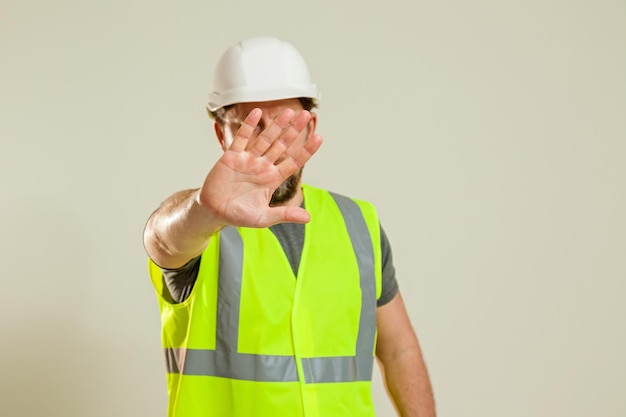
top-left (0, 197), bottom-right (115, 417)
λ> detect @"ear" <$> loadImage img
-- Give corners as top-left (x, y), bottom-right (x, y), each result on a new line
top-left (214, 121), bottom-right (228, 151)
top-left (306, 111), bottom-right (318, 139)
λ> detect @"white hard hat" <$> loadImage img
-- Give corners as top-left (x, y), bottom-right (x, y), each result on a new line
top-left (207, 37), bottom-right (319, 112)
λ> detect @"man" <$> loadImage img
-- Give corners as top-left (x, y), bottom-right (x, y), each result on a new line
top-left (143, 36), bottom-right (435, 417)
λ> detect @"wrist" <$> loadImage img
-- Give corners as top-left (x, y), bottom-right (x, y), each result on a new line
top-left (192, 189), bottom-right (228, 233)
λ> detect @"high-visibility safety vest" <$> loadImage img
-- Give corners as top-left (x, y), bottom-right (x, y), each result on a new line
top-left (148, 184), bottom-right (383, 417)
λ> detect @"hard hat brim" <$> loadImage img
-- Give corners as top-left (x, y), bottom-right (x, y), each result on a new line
top-left (207, 85), bottom-right (319, 112)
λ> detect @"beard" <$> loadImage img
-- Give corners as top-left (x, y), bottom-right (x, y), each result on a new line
top-left (270, 168), bottom-right (303, 206)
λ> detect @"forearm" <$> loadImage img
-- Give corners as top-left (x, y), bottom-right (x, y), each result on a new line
top-left (143, 188), bottom-right (226, 269)
top-left (380, 347), bottom-right (436, 417)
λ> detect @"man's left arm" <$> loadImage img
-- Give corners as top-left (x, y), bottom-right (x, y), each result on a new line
top-left (376, 291), bottom-right (436, 417)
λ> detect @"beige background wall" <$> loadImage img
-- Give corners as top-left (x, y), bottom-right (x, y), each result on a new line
top-left (1, 0), bottom-right (625, 416)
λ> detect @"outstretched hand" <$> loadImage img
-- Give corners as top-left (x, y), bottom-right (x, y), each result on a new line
top-left (198, 107), bottom-right (323, 228)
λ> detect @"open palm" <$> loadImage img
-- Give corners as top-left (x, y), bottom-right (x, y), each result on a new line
top-left (198, 108), bottom-right (323, 228)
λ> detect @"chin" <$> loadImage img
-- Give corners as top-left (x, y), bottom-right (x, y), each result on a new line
top-left (270, 169), bottom-right (303, 206)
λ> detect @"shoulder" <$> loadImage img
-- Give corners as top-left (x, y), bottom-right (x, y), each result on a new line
top-left (303, 184), bottom-right (378, 212)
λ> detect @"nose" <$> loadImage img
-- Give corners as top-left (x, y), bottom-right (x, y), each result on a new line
top-left (258, 111), bottom-right (287, 131)
top-left (257, 109), bottom-right (301, 132)
top-left (257, 114), bottom-right (270, 131)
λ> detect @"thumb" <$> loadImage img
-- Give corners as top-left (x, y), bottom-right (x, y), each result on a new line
top-left (262, 206), bottom-right (311, 226)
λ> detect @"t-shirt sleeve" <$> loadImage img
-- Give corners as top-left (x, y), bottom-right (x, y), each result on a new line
top-left (377, 224), bottom-right (399, 307)
top-left (160, 256), bottom-right (201, 304)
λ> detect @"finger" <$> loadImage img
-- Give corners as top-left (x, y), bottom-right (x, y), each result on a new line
top-left (246, 108), bottom-right (294, 157)
top-left (258, 205), bottom-right (311, 227)
top-left (276, 133), bottom-right (323, 178)
top-left (291, 133), bottom-right (323, 166)
top-left (262, 110), bottom-right (311, 163)
top-left (230, 108), bottom-right (262, 152)
top-left (274, 206), bottom-right (311, 224)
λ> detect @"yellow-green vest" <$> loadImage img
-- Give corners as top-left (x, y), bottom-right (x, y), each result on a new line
top-left (149, 184), bottom-right (383, 417)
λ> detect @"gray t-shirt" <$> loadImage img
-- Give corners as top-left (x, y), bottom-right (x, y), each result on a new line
top-left (161, 222), bottom-right (399, 306)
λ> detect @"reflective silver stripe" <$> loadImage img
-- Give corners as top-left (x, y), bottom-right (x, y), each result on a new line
top-left (216, 226), bottom-right (243, 352)
top-left (301, 356), bottom-right (357, 383)
top-left (165, 348), bottom-right (298, 382)
top-left (164, 347), bottom-right (184, 374)
top-left (303, 192), bottom-right (375, 383)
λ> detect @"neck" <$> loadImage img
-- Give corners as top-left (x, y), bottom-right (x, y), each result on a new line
top-left (288, 184), bottom-right (304, 207)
